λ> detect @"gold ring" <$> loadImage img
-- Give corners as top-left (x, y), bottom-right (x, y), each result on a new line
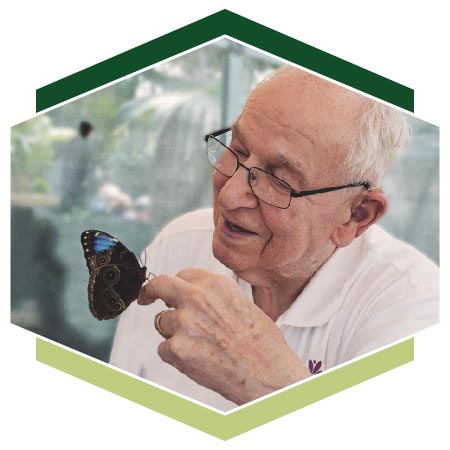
top-left (154, 309), bottom-right (171, 339)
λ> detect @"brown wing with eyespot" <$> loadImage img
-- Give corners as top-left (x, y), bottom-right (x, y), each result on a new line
top-left (88, 264), bottom-right (147, 320)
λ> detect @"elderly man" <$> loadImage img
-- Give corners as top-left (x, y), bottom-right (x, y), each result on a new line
top-left (110, 66), bottom-right (438, 411)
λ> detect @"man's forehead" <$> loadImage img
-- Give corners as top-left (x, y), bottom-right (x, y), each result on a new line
top-left (243, 67), bottom-right (369, 153)
top-left (232, 120), bottom-right (315, 156)
top-left (259, 66), bottom-right (360, 98)
top-left (258, 67), bottom-right (367, 114)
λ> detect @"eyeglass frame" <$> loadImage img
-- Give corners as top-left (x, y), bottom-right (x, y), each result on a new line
top-left (205, 127), bottom-right (372, 209)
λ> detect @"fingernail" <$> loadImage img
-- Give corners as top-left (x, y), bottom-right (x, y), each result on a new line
top-left (137, 283), bottom-right (156, 305)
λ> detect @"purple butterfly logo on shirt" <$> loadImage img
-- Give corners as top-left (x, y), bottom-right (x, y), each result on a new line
top-left (308, 359), bottom-right (323, 375)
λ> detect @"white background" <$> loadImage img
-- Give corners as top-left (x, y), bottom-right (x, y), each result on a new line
top-left (1, 1), bottom-right (448, 448)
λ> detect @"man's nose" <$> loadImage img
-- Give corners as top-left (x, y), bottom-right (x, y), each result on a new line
top-left (218, 165), bottom-right (259, 210)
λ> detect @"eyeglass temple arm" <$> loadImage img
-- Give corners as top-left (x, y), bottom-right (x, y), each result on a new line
top-left (204, 132), bottom-right (379, 198)
top-left (204, 128), bottom-right (232, 142)
top-left (292, 182), bottom-right (372, 198)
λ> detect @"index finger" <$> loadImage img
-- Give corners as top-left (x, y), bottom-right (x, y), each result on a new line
top-left (137, 274), bottom-right (195, 308)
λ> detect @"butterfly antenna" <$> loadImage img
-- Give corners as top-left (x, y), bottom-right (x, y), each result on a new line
top-left (138, 250), bottom-right (146, 268)
top-left (136, 249), bottom-right (155, 281)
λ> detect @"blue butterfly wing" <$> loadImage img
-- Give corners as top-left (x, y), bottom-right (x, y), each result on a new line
top-left (81, 230), bottom-right (147, 320)
top-left (81, 230), bottom-right (119, 265)
top-left (81, 230), bottom-right (140, 272)
top-left (91, 233), bottom-right (119, 253)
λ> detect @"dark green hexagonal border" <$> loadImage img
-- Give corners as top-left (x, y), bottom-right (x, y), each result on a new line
top-left (34, 9), bottom-right (415, 440)
top-left (36, 9), bottom-right (413, 113)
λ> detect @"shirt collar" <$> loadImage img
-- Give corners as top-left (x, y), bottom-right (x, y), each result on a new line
top-left (276, 233), bottom-right (368, 328)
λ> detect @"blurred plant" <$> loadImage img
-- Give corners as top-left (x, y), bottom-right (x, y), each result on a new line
top-left (11, 115), bottom-right (76, 193)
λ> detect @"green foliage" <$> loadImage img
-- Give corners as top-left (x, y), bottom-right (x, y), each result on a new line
top-left (11, 115), bottom-right (75, 192)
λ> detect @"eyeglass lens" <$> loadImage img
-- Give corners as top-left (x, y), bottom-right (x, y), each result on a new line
top-left (249, 168), bottom-right (292, 208)
top-left (207, 130), bottom-right (293, 208)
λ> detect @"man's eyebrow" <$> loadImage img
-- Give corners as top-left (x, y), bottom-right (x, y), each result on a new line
top-left (279, 157), bottom-right (307, 184)
top-left (279, 158), bottom-right (298, 170)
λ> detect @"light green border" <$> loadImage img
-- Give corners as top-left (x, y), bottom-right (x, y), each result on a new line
top-left (36, 337), bottom-right (414, 440)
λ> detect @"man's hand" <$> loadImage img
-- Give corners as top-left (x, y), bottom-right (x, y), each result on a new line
top-left (137, 268), bottom-right (311, 405)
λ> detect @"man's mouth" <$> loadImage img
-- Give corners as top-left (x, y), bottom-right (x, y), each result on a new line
top-left (226, 219), bottom-right (256, 235)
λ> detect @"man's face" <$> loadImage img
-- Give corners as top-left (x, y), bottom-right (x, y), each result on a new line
top-left (212, 68), bottom-right (367, 284)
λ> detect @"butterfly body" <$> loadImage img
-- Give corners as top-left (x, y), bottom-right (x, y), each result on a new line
top-left (81, 230), bottom-right (146, 320)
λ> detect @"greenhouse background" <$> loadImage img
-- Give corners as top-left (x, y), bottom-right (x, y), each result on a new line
top-left (10, 39), bottom-right (439, 363)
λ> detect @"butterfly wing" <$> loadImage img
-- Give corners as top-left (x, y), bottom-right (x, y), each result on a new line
top-left (88, 264), bottom-right (147, 320)
top-left (81, 230), bottom-right (146, 320)
top-left (81, 230), bottom-right (142, 273)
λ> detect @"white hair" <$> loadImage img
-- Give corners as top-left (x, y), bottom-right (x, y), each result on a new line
top-left (343, 101), bottom-right (411, 186)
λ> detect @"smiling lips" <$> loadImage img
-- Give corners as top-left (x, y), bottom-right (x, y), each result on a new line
top-left (224, 218), bottom-right (257, 236)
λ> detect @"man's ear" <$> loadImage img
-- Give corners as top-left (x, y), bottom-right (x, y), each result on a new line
top-left (331, 190), bottom-right (388, 248)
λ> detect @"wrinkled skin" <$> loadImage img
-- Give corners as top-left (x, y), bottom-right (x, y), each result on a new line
top-left (138, 67), bottom-right (387, 405)
top-left (139, 269), bottom-right (310, 404)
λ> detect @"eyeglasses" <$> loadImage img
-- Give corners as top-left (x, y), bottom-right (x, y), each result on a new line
top-left (205, 127), bottom-right (371, 209)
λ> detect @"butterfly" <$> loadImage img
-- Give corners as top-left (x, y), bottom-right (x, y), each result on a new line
top-left (81, 230), bottom-right (147, 320)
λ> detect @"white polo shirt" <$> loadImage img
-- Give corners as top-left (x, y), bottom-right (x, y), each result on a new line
top-left (110, 209), bottom-right (439, 411)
